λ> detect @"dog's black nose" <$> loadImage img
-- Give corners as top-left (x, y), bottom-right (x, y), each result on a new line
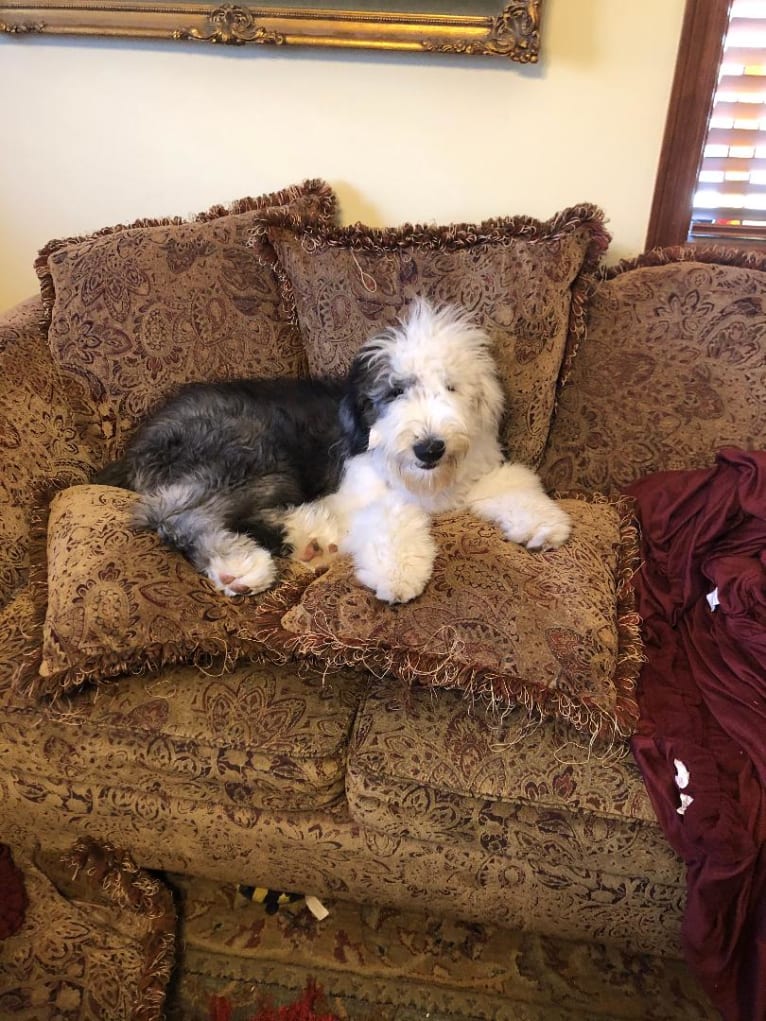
top-left (413, 438), bottom-right (446, 466)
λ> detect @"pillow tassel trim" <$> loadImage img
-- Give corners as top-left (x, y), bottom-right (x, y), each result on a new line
top-left (34, 178), bottom-right (338, 322)
top-left (602, 243), bottom-right (766, 281)
top-left (252, 203), bottom-right (611, 332)
top-left (263, 502), bottom-right (643, 744)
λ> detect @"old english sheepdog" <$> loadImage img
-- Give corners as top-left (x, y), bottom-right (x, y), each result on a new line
top-left (96, 300), bottom-right (571, 603)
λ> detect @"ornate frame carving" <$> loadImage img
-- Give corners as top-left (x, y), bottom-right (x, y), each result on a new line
top-left (0, 1), bottom-right (542, 62)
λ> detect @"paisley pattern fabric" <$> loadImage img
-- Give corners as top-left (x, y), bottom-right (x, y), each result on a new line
top-left (0, 840), bottom-right (175, 1020)
top-left (0, 297), bottom-right (96, 607)
top-left (31, 485), bottom-right (314, 699)
top-left (0, 589), bottom-right (685, 956)
top-left (37, 181), bottom-right (337, 459)
top-left (264, 205), bottom-right (609, 467)
top-left (0, 584), bottom-right (366, 812)
top-left (540, 251), bottom-right (766, 497)
top-left (279, 500), bottom-right (642, 741)
top-left (346, 683), bottom-right (683, 887)
top-left (14, 244), bottom-right (760, 978)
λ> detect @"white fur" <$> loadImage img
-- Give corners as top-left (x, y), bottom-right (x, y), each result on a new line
top-left (286, 299), bottom-right (571, 604)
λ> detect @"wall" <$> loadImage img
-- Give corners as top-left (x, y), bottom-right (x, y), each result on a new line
top-left (0, 0), bottom-right (685, 312)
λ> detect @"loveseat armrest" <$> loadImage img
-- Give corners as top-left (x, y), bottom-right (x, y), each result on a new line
top-left (0, 296), bottom-right (97, 606)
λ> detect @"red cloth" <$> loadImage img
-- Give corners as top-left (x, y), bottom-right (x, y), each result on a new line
top-left (0, 843), bottom-right (27, 940)
top-left (626, 448), bottom-right (766, 1020)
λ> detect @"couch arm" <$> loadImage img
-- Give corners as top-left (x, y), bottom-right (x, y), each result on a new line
top-left (0, 296), bottom-right (97, 606)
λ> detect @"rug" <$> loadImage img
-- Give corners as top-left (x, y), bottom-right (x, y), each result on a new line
top-left (167, 875), bottom-right (717, 1021)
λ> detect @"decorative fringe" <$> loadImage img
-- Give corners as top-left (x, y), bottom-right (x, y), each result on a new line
top-left (63, 838), bottom-right (176, 1021)
top-left (601, 242), bottom-right (766, 280)
top-left (35, 179), bottom-right (337, 322)
top-left (251, 203), bottom-right (611, 337)
top-left (273, 502), bottom-right (644, 745)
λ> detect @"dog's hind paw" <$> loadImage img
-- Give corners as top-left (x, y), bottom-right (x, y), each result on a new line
top-left (207, 542), bottom-right (277, 596)
top-left (292, 538), bottom-right (340, 571)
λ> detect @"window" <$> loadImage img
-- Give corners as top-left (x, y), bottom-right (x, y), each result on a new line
top-left (646, 0), bottom-right (766, 249)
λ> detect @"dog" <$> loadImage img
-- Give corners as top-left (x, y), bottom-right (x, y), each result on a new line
top-left (96, 299), bottom-right (571, 603)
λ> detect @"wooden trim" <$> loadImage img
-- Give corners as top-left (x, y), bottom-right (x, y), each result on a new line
top-left (645, 0), bottom-right (732, 250)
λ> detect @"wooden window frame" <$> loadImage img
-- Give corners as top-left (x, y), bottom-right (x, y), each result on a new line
top-left (646, 0), bottom-right (732, 249)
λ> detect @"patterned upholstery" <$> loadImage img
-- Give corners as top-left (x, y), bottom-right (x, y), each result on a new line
top-left (37, 181), bottom-right (336, 460)
top-left (279, 501), bottom-right (642, 742)
top-left (3, 243), bottom-right (764, 973)
top-left (0, 666), bottom-right (686, 958)
top-left (541, 249), bottom-right (766, 497)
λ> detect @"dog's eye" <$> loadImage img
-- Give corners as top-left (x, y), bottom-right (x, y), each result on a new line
top-left (446, 383), bottom-right (458, 393)
top-left (385, 385), bottom-right (404, 402)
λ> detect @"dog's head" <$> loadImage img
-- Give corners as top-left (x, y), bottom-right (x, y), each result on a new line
top-left (340, 298), bottom-right (504, 496)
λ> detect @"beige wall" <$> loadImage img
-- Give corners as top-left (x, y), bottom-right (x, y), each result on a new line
top-left (0, 0), bottom-right (684, 313)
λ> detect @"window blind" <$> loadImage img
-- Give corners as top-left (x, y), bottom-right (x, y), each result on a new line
top-left (692, 0), bottom-right (766, 242)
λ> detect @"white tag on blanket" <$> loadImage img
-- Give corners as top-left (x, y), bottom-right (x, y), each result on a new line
top-left (706, 588), bottom-right (720, 611)
top-left (673, 758), bottom-right (694, 816)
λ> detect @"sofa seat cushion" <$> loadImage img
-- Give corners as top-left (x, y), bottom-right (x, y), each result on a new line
top-left (346, 683), bottom-right (684, 889)
top-left (540, 250), bottom-right (766, 497)
top-left (0, 589), bottom-right (367, 812)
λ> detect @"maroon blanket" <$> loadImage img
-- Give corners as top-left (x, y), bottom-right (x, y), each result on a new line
top-left (626, 448), bottom-right (766, 1020)
top-left (0, 843), bottom-right (27, 940)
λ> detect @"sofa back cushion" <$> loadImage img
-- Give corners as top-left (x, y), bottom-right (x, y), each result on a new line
top-left (264, 205), bottom-right (609, 468)
top-left (36, 180), bottom-right (337, 460)
top-left (540, 249), bottom-right (766, 497)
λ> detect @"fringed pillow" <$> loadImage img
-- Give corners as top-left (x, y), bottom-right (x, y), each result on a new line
top-left (260, 205), bottom-right (610, 467)
top-left (273, 499), bottom-right (642, 742)
top-left (21, 485), bottom-right (307, 700)
top-left (36, 179), bottom-right (337, 459)
top-left (0, 839), bottom-right (175, 1020)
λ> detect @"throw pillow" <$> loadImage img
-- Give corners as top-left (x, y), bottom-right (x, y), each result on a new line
top-left (36, 180), bottom-right (337, 458)
top-left (540, 247), bottom-right (766, 497)
top-left (0, 839), bottom-right (175, 1020)
top-left (260, 205), bottom-right (610, 467)
top-left (31, 485), bottom-right (308, 699)
top-left (275, 499), bottom-right (642, 742)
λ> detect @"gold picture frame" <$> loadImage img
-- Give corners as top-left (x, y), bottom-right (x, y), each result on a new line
top-left (0, 1), bottom-right (542, 62)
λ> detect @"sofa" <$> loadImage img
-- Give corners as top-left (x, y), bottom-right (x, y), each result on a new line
top-left (0, 180), bottom-right (764, 1011)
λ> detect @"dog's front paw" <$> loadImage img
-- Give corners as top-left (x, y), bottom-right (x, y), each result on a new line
top-left (501, 501), bottom-right (572, 551)
top-left (524, 506), bottom-right (572, 551)
top-left (347, 502), bottom-right (436, 604)
top-left (356, 566), bottom-right (427, 605)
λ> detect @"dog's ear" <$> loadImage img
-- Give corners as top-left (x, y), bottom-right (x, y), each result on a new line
top-left (339, 349), bottom-right (379, 455)
top-left (339, 381), bottom-right (372, 455)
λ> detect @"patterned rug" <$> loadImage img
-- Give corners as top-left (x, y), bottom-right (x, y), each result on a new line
top-left (166, 875), bottom-right (717, 1021)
